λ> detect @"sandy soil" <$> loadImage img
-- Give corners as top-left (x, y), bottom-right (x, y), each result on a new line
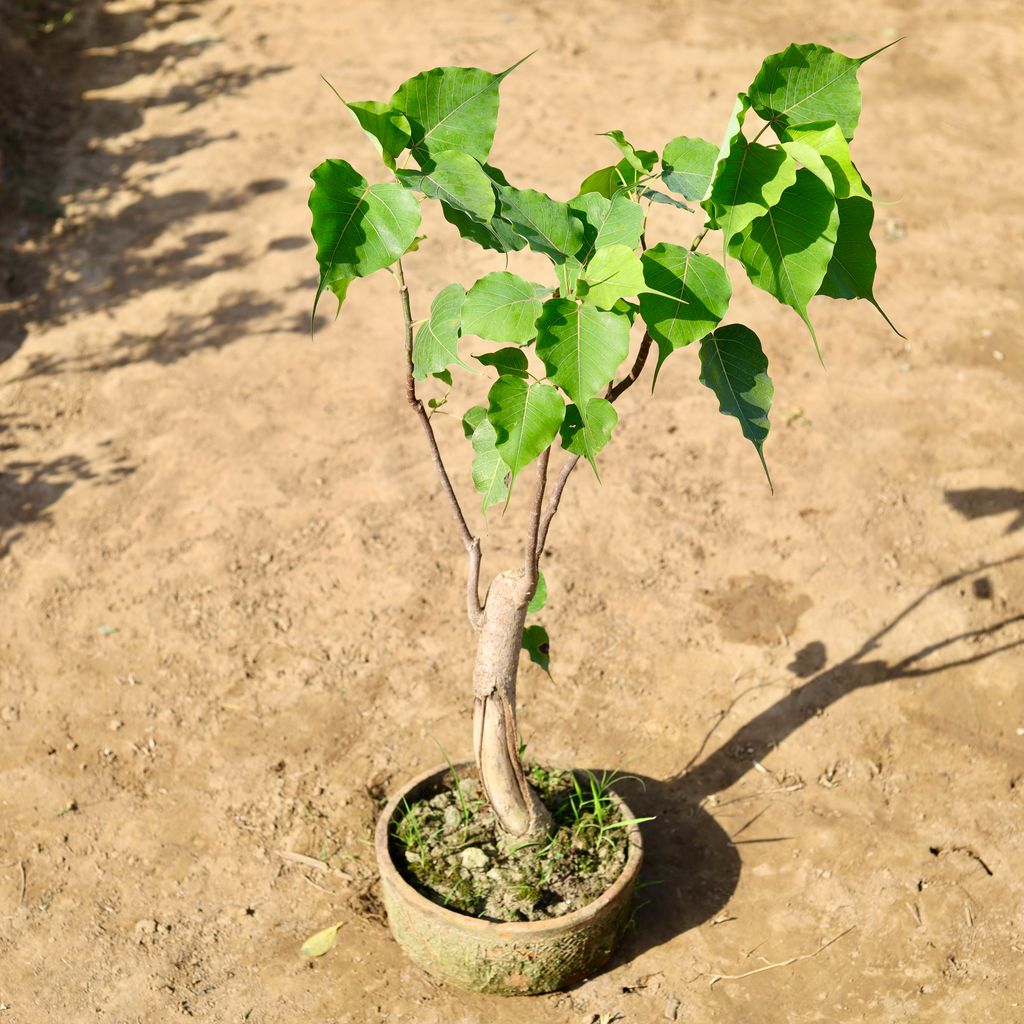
top-left (1, 1), bottom-right (1022, 1021)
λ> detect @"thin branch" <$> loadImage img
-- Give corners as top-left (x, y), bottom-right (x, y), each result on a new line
top-left (536, 453), bottom-right (578, 555)
top-left (536, 331), bottom-right (655, 553)
top-left (395, 259), bottom-right (484, 628)
top-left (607, 331), bottom-right (653, 402)
top-left (690, 227), bottom-right (709, 252)
top-left (704, 927), bottom-right (855, 988)
top-left (274, 850), bottom-right (328, 872)
top-left (523, 447), bottom-right (550, 590)
top-left (466, 538), bottom-right (484, 629)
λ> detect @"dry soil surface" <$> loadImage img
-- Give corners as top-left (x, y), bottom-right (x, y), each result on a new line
top-left (1, 1), bottom-right (1022, 1022)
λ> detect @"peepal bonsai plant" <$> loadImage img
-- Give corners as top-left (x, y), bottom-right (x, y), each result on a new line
top-left (307, 41), bottom-right (897, 990)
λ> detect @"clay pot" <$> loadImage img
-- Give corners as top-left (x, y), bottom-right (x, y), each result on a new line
top-left (374, 761), bottom-right (643, 995)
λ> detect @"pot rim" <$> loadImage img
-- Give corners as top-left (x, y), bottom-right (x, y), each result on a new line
top-left (374, 760), bottom-right (644, 937)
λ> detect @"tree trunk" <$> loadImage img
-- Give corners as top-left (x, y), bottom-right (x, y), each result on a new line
top-left (472, 570), bottom-right (554, 840)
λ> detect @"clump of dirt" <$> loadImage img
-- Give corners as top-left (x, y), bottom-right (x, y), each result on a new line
top-left (391, 767), bottom-right (634, 923)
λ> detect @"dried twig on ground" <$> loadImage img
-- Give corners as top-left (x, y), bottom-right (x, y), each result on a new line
top-left (704, 927), bottom-right (855, 987)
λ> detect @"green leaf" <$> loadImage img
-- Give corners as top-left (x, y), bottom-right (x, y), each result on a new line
top-left (412, 284), bottom-right (468, 379)
top-left (600, 130), bottom-right (657, 173)
top-left (778, 121), bottom-right (870, 199)
top-left (555, 257), bottom-right (583, 300)
top-left (343, 99), bottom-right (411, 170)
top-left (560, 397), bottom-right (618, 477)
top-left (611, 298), bottom-right (639, 323)
top-left (462, 271), bottom-right (547, 344)
top-left (640, 188), bottom-right (691, 210)
top-left (817, 195), bottom-right (902, 336)
top-left (698, 324), bottom-right (773, 488)
top-left (309, 160), bottom-right (422, 322)
top-left (522, 624), bottom-right (550, 673)
top-left (728, 169), bottom-right (839, 357)
top-left (487, 377), bottom-right (565, 491)
top-left (661, 135), bottom-right (719, 201)
top-left (704, 140), bottom-right (797, 247)
top-left (638, 244), bottom-right (732, 384)
top-left (475, 347), bottom-right (529, 378)
top-left (535, 299), bottom-right (631, 417)
top-left (568, 192), bottom-right (645, 264)
top-left (323, 267), bottom-right (354, 319)
top-left (778, 138), bottom-right (838, 194)
top-left (391, 56), bottom-right (529, 164)
top-left (747, 41), bottom-right (898, 142)
top-left (496, 185), bottom-right (584, 261)
top-left (442, 202), bottom-right (525, 253)
top-left (527, 571), bottom-right (547, 615)
top-left (468, 412), bottom-right (510, 511)
top-left (397, 150), bottom-right (495, 220)
top-left (578, 245), bottom-right (646, 309)
top-left (578, 159), bottom-right (645, 199)
top-left (300, 921), bottom-right (345, 958)
top-left (462, 404), bottom-right (487, 437)
top-left (433, 369), bottom-right (453, 386)
top-left (439, 165), bottom-right (526, 253)
top-left (704, 94), bottom-right (750, 202)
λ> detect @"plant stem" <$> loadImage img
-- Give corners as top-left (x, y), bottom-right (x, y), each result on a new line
top-left (607, 331), bottom-right (653, 402)
top-left (523, 447), bottom-right (550, 589)
top-left (395, 259), bottom-right (484, 629)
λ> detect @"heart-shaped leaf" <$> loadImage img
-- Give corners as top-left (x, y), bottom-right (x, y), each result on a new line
top-left (487, 377), bottom-right (565, 492)
top-left (308, 159), bottom-right (421, 321)
top-left (412, 284), bottom-right (468, 379)
top-left (728, 169), bottom-right (838, 358)
top-left (638, 243), bottom-right (731, 384)
top-left (535, 299), bottom-right (631, 417)
top-left (698, 324), bottom-right (773, 487)
top-left (747, 41), bottom-right (898, 142)
top-left (462, 271), bottom-right (548, 344)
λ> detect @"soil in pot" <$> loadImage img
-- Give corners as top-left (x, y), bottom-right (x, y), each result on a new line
top-left (391, 765), bottom-right (644, 924)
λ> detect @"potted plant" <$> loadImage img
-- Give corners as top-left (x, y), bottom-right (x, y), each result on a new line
top-left (306, 41), bottom-right (897, 994)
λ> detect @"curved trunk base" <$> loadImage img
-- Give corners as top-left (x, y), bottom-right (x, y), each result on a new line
top-left (472, 571), bottom-right (554, 842)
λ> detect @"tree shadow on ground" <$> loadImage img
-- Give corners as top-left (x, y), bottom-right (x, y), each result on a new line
top-left (0, 415), bottom-right (136, 557)
top-left (607, 554), bottom-right (1024, 969)
top-left (0, 0), bottom-right (292, 369)
top-left (1, 0), bottom-right (297, 553)
top-left (945, 487), bottom-right (1024, 534)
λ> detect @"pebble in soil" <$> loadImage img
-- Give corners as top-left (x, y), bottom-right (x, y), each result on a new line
top-left (392, 766), bottom-right (634, 923)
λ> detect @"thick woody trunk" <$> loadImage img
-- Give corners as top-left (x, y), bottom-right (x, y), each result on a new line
top-left (472, 570), bottom-right (554, 841)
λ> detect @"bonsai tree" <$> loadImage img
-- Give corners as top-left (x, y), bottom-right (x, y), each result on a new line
top-left (308, 42), bottom-right (898, 843)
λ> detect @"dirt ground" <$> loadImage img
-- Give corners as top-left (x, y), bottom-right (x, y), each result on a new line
top-left (1, 0), bottom-right (1022, 1021)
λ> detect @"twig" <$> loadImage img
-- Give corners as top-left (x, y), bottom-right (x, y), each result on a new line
top-left (274, 850), bottom-right (328, 873)
top-left (704, 926), bottom-right (855, 987)
top-left (607, 331), bottom-right (653, 402)
top-left (395, 259), bottom-right (484, 628)
top-left (301, 874), bottom-right (337, 896)
top-left (523, 447), bottom-right (550, 587)
top-left (536, 453), bottom-right (579, 555)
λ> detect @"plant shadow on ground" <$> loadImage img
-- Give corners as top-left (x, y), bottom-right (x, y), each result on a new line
top-left (1, 0), bottom-right (296, 555)
top-left (602, 553), bottom-right (1024, 969)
